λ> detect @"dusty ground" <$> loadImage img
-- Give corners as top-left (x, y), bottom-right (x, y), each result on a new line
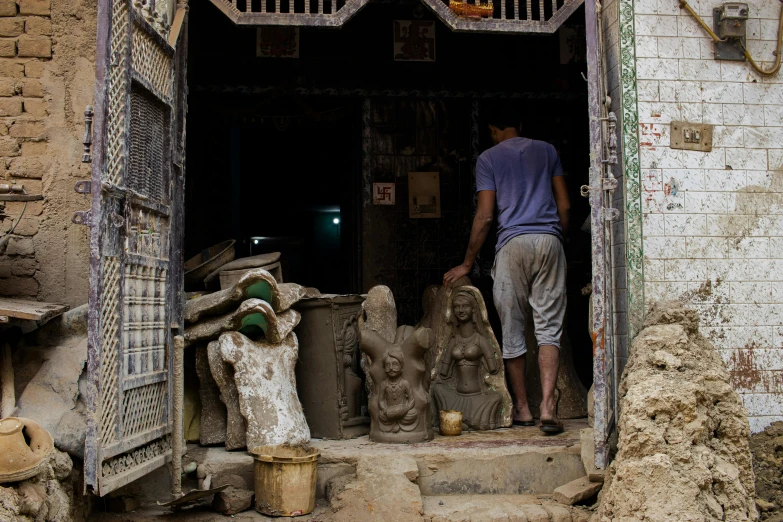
top-left (596, 301), bottom-right (758, 521)
top-left (750, 421), bottom-right (783, 521)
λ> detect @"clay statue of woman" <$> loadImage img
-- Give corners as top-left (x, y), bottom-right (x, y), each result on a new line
top-left (377, 347), bottom-right (418, 433)
top-left (432, 289), bottom-right (503, 430)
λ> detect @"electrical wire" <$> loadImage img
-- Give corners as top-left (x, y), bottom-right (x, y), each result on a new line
top-left (679, 0), bottom-right (783, 76)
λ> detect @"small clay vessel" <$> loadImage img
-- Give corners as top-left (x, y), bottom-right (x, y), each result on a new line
top-left (439, 410), bottom-right (463, 436)
top-left (0, 417), bottom-right (54, 483)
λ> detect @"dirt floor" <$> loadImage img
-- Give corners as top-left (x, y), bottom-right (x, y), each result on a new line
top-left (751, 421), bottom-right (783, 520)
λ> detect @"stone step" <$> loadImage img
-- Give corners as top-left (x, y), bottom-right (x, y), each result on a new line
top-left (422, 494), bottom-right (594, 522)
top-left (313, 420), bottom-right (589, 496)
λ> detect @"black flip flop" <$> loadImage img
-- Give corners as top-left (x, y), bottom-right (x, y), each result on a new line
top-left (539, 418), bottom-right (564, 435)
top-left (512, 419), bottom-right (536, 427)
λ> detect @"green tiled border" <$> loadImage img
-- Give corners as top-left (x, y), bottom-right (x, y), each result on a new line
top-left (618, 0), bottom-right (644, 337)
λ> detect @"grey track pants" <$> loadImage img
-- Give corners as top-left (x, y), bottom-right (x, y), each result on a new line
top-left (491, 234), bottom-right (567, 359)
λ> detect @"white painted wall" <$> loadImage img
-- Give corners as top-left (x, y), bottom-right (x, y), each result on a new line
top-left (634, 0), bottom-right (783, 431)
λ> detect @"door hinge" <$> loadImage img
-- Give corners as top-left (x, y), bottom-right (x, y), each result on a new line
top-left (72, 210), bottom-right (91, 226)
top-left (82, 105), bottom-right (94, 163)
top-left (580, 177), bottom-right (618, 197)
top-left (602, 207), bottom-right (620, 221)
top-left (74, 180), bottom-right (92, 194)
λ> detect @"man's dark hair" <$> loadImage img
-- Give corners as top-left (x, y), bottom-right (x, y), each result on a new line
top-left (485, 106), bottom-right (521, 131)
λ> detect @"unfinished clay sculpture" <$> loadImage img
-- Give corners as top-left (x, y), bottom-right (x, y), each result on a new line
top-left (0, 417), bottom-right (54, 483)
top-left (185, 268), bottom-right (305, 324)
top-left (340, 314), bottom-right (364, 421)
top-left (207, 342), bottom-right (247, 450)
top-left (185, 298), bottom-right (300, 347)
top-left (431, 287), bottom-right (512, 430)
top-left (216, 331), bottom-right (310, 449)
top-left (196, 345), bottom-right (228, 446)
top-left (360, 286), bottom-right (434, 443)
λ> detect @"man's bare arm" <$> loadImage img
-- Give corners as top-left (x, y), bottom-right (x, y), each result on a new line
top-left (552, 176), bottom-right (570, 233)
top-left (443, 190), bottom-right (495, 287)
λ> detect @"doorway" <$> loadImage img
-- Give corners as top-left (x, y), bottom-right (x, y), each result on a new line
top-left (184, 0), bottom-right (595, 389)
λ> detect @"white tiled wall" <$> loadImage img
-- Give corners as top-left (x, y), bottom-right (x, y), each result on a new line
top-left (634, 0), bottom-right (783, 431)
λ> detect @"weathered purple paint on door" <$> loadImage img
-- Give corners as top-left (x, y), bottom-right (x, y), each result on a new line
top-left (85, 0), bottom-right (187, 496)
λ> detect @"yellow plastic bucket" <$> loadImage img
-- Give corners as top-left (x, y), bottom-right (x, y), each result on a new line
top-left (251, 444), bottom-right (320, 517)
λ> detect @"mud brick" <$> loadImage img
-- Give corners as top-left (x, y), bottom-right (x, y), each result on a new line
top-left (0, 19), bottom-right (24, 37)
top-left (22, 98), bottom-right (45, 116)
top-left (24, 17), bottom-right (50, 36)
top-left (20, 140), bottom-right (44, 155)
top-left (0, 136), bottom-right (17, 156)
top-left (0, 38), bottom-right (15, 57)
top-left (12, 216), bottom-right (38, 236)
top-left (0, 78), bottom-right (15, 96)
top-left (0, 60), bottom-right (24, 78)
top-left (0, 275), bottom-right (39, 296)
top-left (21, 79), bottom-right (41, 97)
top-left (24, 60), bottom-right (43, 78)
top-left (18, 0), bottom-right (50, 16)
top-left (0, 0), bottom-right (16, 17)
top-left (8, 156), bottom-right (42, 177)
top-left (0, 97), bottom-right (21, 116)
top-left (17, 35), bottom-right (50, 58)
top-left (11, 256), bottom-right (37, 276)
top-left (6, 236), bottom-right (34, 255)
top-left (10, 120), bottom-right (44, 137)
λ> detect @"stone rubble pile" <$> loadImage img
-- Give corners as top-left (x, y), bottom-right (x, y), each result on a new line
top-left (596, 301), bottom-right (758, 522)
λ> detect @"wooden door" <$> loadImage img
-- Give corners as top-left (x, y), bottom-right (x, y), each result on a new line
top-left (85, 0), bottom-right (187, 496)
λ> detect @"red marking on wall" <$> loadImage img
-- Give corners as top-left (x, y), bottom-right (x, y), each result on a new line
top-left (730, 347), bottom-right (762, 391)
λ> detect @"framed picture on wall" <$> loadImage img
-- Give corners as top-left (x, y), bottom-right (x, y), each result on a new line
top-left (408, 172), bottom-right (441, 218)
top-left (257, 28), bottom-right (300, 58)
top-left (393, 20), bottom-right (436, 62)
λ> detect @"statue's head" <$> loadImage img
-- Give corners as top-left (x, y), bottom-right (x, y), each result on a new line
top-left (449, 289), bottom-right (488, 338)
top-left (383, 347), bottom-right (404, 378)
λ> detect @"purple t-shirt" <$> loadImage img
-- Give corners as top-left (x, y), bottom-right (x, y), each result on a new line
top-left (475, 137), bottom-right (564, 252)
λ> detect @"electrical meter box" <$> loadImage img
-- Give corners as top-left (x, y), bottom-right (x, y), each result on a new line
top-left (718, 3), bottom-right (749, 38)
top-left (713, 2), bottom-right (749, 61)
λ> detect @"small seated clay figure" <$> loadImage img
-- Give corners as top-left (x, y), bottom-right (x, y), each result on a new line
top-left (432, 289), bottom-right (503, 430)
top-left (378, 348), bottom-right (418, 433)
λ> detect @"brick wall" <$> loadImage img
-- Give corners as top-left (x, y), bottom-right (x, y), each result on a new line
top-left (0, 0), bottom-right (95, 307)
top-left (633, 0), bottom-right (783, 431)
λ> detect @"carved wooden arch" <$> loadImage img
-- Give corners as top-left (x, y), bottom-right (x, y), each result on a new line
top-left (208, 0), bottom-right (371, 27)
top-left (419, 0), bottom-right (585, 34)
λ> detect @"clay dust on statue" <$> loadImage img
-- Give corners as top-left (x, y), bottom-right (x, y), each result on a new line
top-left (359, 286), bottom-right (434, 443)
top-left (185, 268), bottom-right (305, 324)
top-left (184, 298), bottom-right (300, 347)
top-left (207, 340), bottom-right (248, 450)
top-left (416, 277), bottom-right (471, 381)
top-left (195, 345), bottom-right (228, 446)
top-left (430, 286), bottom-right (511, 430)
top-left (217, 331), bottom-right (310, 449)
top-left (357, 286), bottom-right (398, 401)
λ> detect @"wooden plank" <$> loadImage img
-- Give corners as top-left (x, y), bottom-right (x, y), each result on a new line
top-left (0, 298), bottom-right (68, 322)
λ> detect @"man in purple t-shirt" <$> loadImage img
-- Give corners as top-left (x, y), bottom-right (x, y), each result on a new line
top-left (444, 110), bottom-right (570, 434)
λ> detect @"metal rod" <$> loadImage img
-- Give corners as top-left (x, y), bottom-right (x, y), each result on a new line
top-left (526, 0), bottom-right (531, 20)
top-left (539, 0), bottom-right (544, 20)
top-left (171, 335), bottom-right (184, 498)
top-left (500, 0), bottom-right (505, 20)
top-left (1, 343), bottom-right (14, 417)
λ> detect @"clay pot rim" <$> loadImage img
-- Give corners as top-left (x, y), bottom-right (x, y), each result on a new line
top-left (0, 417), bottom-right (54, 484)
top-left (0, 418), bottom-right (23, 435)
top-left (250, 445), bottom-right (320, 464)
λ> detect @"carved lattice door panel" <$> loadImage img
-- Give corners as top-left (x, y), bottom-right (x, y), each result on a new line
top-left (86, 0), bottom-right (187, 496)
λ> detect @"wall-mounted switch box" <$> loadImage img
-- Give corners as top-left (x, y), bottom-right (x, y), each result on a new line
top-left (713, 3), bottom-right (749, 61)
top-left (671, 122), bottom-right (713, 152)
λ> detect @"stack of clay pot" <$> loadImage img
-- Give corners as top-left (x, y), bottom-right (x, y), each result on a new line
top-left (184, 268), bottom-right (310, 451)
